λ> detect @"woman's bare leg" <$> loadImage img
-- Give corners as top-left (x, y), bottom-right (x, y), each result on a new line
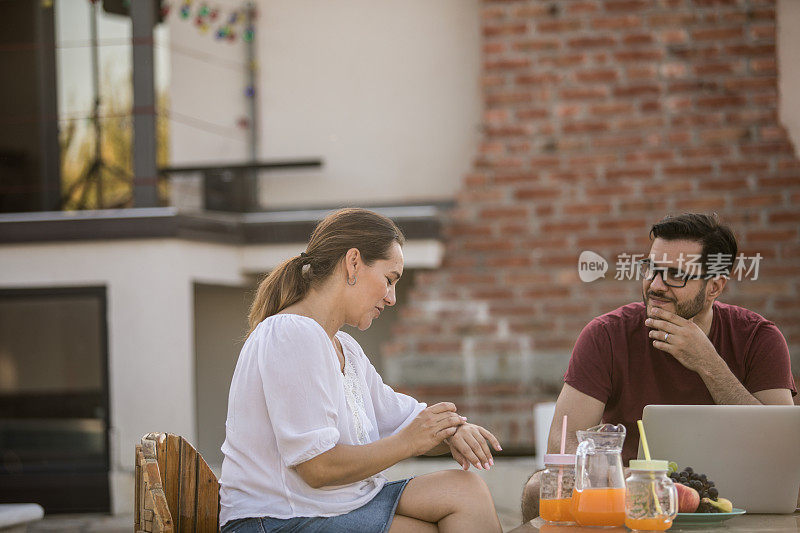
top-left (391, 470), bottom-right (502, 533)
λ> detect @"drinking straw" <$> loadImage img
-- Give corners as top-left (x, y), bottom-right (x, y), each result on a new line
top-left (637, 420), bottom-right (664, 515)
top-left (557, 415), bottom-right (567, 499)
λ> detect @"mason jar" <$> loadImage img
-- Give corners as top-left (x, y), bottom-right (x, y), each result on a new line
top-left (539, 453), bottom-right (576, 524)
top-left (625, 460), bottom-right (678, 531)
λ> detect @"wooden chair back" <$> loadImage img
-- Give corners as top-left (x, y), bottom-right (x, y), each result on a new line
top-left (135, 433), bottom-right (220, 533)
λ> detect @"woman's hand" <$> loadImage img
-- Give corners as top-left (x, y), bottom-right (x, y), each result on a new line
top-left (446, 423), bottom-right (502, 471)
top-left (400, 402), bottom-right (465, 457)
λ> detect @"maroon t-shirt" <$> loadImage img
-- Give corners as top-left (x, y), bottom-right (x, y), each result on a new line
top-left (564, 301), bottom-right (797, 464)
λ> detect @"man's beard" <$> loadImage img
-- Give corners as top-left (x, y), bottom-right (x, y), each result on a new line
top-left (644, 284), bottom-right (707, 319)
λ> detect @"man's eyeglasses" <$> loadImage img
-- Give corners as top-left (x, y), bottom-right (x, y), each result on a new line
top-left (636, 259), bottom-right (707, 288)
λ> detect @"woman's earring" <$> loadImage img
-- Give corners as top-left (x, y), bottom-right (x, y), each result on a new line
top-left (347, 275), bottom-right (357, 286)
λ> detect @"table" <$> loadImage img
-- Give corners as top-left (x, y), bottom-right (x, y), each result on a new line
top-left (508, 513), bottom-right (800, 533)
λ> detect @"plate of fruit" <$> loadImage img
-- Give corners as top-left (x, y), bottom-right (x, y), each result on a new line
top-left (670, 465), bottom-right (746, 525)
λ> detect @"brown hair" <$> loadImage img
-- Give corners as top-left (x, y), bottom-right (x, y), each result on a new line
top-left (650, 213), bottom-right (738, 275)
top-left (247, 208), bottom-right (405, 334)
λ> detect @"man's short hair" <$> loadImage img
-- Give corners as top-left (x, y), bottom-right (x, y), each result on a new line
top-left (650, 213), bottom-right (738, 276)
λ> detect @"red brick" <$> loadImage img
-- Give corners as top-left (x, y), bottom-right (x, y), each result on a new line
top-left (697, 178), bottom-right (749, 191)
top-left (750, 58), bottom-right (776, 74)
top-left (700, 127), bottom-right (749, 144)
top-left (593, 135), bottom-right (644, 149)
top-left (563, 120), bottom-right (610, 134)
top-left (539, 54), bottom-right (587, 68)
top-left (740, 142), bottom-right (794, 156)
top-left (720, 162), bottom-right (769, 174)
top-left (485, 125), bottom-right (530, 137)
top-left (514, 186), bottom-right (562, 200)
top-left (605, 167), bottom-right (653, 180)
top-left (695, 95), bottom-right (746, 108)
top-left (483, 23), bottom-right (528, 37)
top-left (674, 197), bottom-right (727, 211)
top-left (485, 92), bottom-right (533, 105)
top-left (758, 176), bottom-right (800, 189)
top-left (733, 193), bottom-right (783, 208)
top-left (576, 235), bottom-right (627, 248)
top-left (516, 73), bottom-right (562, 85)
top-left (541, 221), bottom-right (591, 234)
top-left (568, 36), bottom-right (617, 49)
top-left (589, 102), bottom-right (634, 116)
top-left (480, 207), bottom-right (529, 220)
top-left (481, 75), bottom-right (504, 88)
top-left (485, 57), bottom-right (531, 70)
top-left (660, 29), bottom-right (688, 45)
top-left (603, 0), bottom-right (648, 11)
top-left (567, 1), bottom-right (601, 14)
top-left (483, 42), bottom-right (506, 55)
top-left (564, 202), bottom-right (613, 215)
top-left (624, 150), bottom-right (675, 163)
top-left (645, 181), bottom-right (693, 194)
top-left (512, 5), bottom-right (549, 18)
top-left (592, 15), bottom-right (643, 30)
top-left (614, 50), bottom-right (664, 62)
top-left (447, 224), bottom-right (493, 238)
top-left (693, 63), bottom-right (736, 76)
top-left (724, 77), bottom-right (776, 92)
top-left (529, 156), bottom-right (560, 168)
top-left (513, 39), bottom-right (560, 52)
top-left (691, 27), bottom-right (743, 41)
top-left (750, 25), bottom-right (775, 41)
top-left (516, 108), bottom-right (550, 120)
top-left (586, 184), bottom-right (636, 196)
top-left (619, 199), bottom-right (668, 213)
top-left (746, 230), bottom-right (798, 243)
top-left (681, 146), bottom-right (731, 159)
top-left (486, 255), bottom-right (533, 268)
top-left (649, 13), bottom-right (697, 27)
top-left (536, 19), bottom-right (583, 33)
top-left (663, 164), bottom-right (714, 177)
top-left (614, 84), bottom-right (660, 97)
top-left (599, 218), bottom-right (648, 231)
top-left (724, 44), bottom-right (775, 57)
top-left (626, 65), bottom-right (658, 80)
top-left (623, 33), bottom-right (654, 46)
top-left (575, 69), bottom-right (619, 83)
top-left (560, 87), bottom-right (609, 100)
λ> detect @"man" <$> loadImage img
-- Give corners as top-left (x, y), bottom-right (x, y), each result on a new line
top-left (521, 213), bottom-right (796, 522)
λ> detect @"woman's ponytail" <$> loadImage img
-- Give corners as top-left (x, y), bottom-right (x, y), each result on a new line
top-left (247, 255), bottom-right (310, 334)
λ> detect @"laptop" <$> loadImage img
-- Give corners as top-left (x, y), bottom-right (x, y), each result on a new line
top-left (638, 405), bottom-right (800, 514)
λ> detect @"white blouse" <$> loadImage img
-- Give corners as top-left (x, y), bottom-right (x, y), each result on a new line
top-left (218, 314), bottom-right (426, 525)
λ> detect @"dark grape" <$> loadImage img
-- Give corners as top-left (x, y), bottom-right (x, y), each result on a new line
top-left (707, 481), bottom-right (715, 488)
top-left (699, 474), bottom-right (707, 482)
top-left (690, 473), bottom-right (701, 481)
top-left (709, 487), bottom-right (719, 499)
top-left (684, 467), bottom-right (694, 474)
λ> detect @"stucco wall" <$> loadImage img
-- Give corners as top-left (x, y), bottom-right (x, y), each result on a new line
top-left (169, 0), bottom-right (481, 209)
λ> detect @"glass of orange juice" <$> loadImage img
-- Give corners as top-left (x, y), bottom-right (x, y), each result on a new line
top-left (624, 459), bottom-right (677, 531)
top-left (539, 453), bottom-right (576, 523)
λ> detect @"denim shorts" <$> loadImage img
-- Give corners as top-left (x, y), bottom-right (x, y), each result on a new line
top-left (220, 478), bottom-right (411, 533)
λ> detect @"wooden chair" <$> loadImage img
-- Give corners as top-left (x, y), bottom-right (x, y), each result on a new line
top-left (134, 433), bottom-right (220, 533)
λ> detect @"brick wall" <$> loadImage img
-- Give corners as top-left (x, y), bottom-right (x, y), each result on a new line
top-left (384, 0), bottom-right (800, 451)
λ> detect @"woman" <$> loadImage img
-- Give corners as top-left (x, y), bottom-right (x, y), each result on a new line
top-left (219, 208), bottom-right (503, 533)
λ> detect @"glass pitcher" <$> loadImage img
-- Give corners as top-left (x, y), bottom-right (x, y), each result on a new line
top-left (570, 423), bottom-right (627, 527)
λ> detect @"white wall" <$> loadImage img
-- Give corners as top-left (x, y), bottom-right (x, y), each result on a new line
top-left (779, 0), bottom-right (800, 153)
top-left (169, 0), bottom-right (481, 209)
top-left (0, 239), bottom-right (246, 514)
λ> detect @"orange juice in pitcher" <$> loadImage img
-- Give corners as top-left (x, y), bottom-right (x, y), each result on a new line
top-left (572, 424), bottom-right (627, 527)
